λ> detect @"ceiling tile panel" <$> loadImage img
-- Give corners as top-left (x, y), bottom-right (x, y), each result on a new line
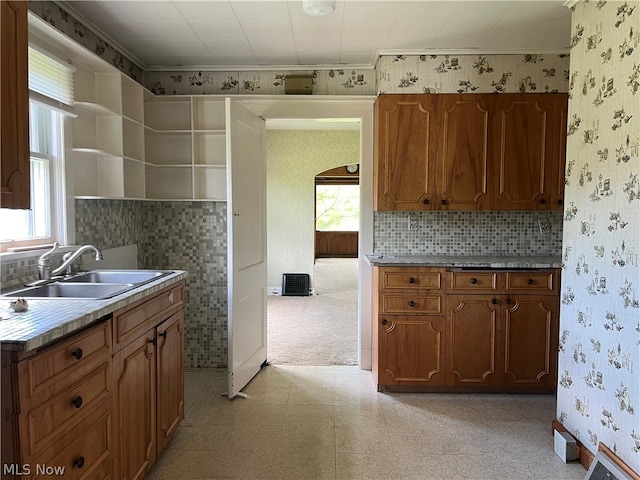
top-left (203, 39), bottom-right (255, 56)
top-left (230, 1), bottom-right (291, 22)
top-left (173, 1), bottom-right (238, 23)
top-left (189, 22), bottom-right (246, 41)
top-left (254, 54), bottom-right (300, 65)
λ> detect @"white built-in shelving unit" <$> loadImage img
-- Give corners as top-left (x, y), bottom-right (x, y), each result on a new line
top-left (72, 65), bottom-right (227, 201)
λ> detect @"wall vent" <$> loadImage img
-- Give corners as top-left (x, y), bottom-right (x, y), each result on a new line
top-left (282, 273), bottom-right (310, 296)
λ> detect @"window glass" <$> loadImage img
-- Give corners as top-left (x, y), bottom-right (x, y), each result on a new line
top-left (315, 184), bottom-right (360, 231)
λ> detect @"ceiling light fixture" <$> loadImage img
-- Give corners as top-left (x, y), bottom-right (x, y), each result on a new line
top-left (302, 0), bottom-right (335, 17)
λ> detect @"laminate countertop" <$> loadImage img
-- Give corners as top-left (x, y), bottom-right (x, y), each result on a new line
top-left (365, 254), bottom-right (563, 269)
top-left (0, 270), bottom-right (187, 352)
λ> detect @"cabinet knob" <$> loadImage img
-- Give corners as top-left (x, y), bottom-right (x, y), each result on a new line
top-left (527, 278), bottom-right (534, 285)
top-left (408, 301), bottom-right (416, 307)
top-left (491, 298), bottom-right (498, 305)
top-left (440, 199), bottom-right (447, 205)
top-left (470, 278), bottom-right (478, 284)
top-left (74, 457), bottom-right (85, 469)
top-left (506, 299), bottom-right (512, 305)
top-left (408, 277), bottom-right (415, 284)
top-left (71, 348), bottom-right (83, 360)
top-left (423, 198), bottom-right (430, 205)
top-left (540, 199), bottom-right (546, 205)
top-left (557, 199), bottom-right (564, 205)
top-left (381, 319), bottom-right (389, 326)
top-left (72, 396), bottom-right (83, 409)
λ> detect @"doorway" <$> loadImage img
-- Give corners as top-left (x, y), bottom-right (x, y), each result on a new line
top-left (239, 96), bottom-right (375, 369)
top-left (264, 121), bottom-right (360, 365)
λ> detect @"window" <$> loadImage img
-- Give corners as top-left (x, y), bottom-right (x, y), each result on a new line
top-left (0, 45), bottom-right (73, 252)
top-left (315, 184), bottom-right (360, 231)
top-left (0, 103), bottom-right (64, 250)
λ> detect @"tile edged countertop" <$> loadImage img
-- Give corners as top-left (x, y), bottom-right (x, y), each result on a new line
top-left (365, 254), bottom-right (563, 269)
top-left (0, 270), bottom-right (187, 353)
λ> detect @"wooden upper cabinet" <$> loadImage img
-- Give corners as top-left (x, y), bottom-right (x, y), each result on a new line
top-left (552, 94), bottom-right (568, 210)
top-left (437, 95), bottom-right (490, 210)
top-left (375, 94), bottom-right (438, 210)
top-left (491, 94), bottom-right (556, 210)
top-left (1, 1), bottom-right (30, 210)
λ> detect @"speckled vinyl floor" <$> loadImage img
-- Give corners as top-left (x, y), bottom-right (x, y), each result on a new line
top-left (146, 366), bottom-right (586, 480)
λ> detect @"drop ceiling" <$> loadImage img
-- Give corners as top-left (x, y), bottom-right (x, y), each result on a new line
top-left (64, 1), bottom-right (572, 71)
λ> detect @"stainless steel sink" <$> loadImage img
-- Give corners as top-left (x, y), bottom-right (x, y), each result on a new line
top-left (3, 282), bottom-right (134, 299)
top-left (66, 270), bottom-right (172, 285)
top-left (1, 270), bottom-right (174, 300)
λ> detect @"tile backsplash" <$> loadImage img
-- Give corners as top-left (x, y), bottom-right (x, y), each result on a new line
top-left (374, 210), bottom-right (563, 256)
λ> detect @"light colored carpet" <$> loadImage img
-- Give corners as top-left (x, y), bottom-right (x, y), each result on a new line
top-left (267, 258), bottom-right (358, 365)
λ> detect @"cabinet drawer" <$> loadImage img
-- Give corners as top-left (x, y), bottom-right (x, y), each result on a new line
top-left (17, 321), bottom-right (111, 403)
top-left (380, 294), bottom-right (443, 315)
top-left (19, 362), bottom-right (111, 461)
top-left (30, 400), bottom-right (112, 480)
top-left (113, 282), bottom-right (184, 350)
top-left (447, 271), bottom-right (499, 292)
top-left (380, 268), bottom-right (445, 291)
top-left (504, 271), bottom-right (558, 294)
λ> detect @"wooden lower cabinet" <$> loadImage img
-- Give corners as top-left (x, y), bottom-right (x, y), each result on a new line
top-left (372, 266), bottom-right (559, 392)
top-left (113, 330), bottom-right (157, 480)
top-left (445, 295), bottom-right (500, 388)
top-left (1, 281), bottom-right (186, 480)
top-left (377, 315), bottom-right (445, 386)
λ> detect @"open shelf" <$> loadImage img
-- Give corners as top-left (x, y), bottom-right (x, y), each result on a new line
top-left (194, 132), bottom-right (226, 166)
top-left (145, 98), bottom-right (191, 131)
top-left (194, 166), bottom-right (226, 200)
top-left (145, 166), bottom-right (193, 199)
top-left (192, 98), bottom-right (225, 130)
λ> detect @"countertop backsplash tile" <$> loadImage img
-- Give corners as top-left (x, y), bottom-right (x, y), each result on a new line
top-left (374, 210), bottom-right (563, 257)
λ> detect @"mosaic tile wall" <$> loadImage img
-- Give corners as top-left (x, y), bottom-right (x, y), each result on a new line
top-left (374, 210), bottom-right (563, 256)
top-left (556, 1), bottom-right (640, 471)
top-left (74, 199), bottom-right (228, 368)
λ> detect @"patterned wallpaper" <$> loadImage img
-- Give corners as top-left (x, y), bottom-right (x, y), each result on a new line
top-left (75, 199), bottom-right (228, 368)
top-left (556, 0), bottom-right (639, 472)
top-left (378, 53), bottom-right (570, 94)
top-left (266, 130), bottom-right (360, 288)
top-left (144, 69), bottom-right (376, 96)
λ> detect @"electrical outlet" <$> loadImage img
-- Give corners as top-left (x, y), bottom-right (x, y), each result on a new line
top-left (538, 217), bottom-right (551, 235)
top-left (408, 213), bottom-right (418, 230)
top-left (267, 287), bottom-right (281, 296)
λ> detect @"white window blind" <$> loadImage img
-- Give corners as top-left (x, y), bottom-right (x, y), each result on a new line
top-left (28, 45), bottom-right (76, 117)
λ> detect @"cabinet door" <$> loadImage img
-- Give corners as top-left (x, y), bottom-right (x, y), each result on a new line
top-left (437, 95), bottom-right (490, 210)
top-left (0, 1), bottom-right (30, 209)
top-left (445, 295), bottom-right (501, 387)
top-left (501, 295), bottom-right (558, 390)
top-left (491, 94), bottom-right (555, 210)
top-left (551, 94), bottom-right (568, 210)
top-left (156, 311), bottom-right (184, 454)
top-left (377, 316), bottom-right (445, 386)
top-left (113, 331), bottom-right (157, 480)
top-left (375, 95), bottom-right (438, 210)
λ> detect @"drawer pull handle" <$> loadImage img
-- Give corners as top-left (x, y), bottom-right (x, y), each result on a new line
top-left (506, 299), bottom-right (512, 305)
top-left (72, 396), bottom-right (83, 409)
top-left (408, 277), bottom-right (415, 284)
top-left (527, 278), bottom-right (534, 285)
top-left (470, 278), bottom-right (478, 284)
top-left (71, 348), bottom-right (83, 360)
top-left (408, 301), bottom-right (416, 307)
top-left (74, 456), bottom-right (85, 469)
top-left (491, 298), bottom-right (498, 305)
top-left (381, 319), bottom-right (389, 326)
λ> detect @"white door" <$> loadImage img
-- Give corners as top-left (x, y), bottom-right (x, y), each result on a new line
top-left (226, 98), bottom-right (267, 398)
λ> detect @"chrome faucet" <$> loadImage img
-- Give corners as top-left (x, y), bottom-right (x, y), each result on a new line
top-left (37, 242), bottom-right (103, 280)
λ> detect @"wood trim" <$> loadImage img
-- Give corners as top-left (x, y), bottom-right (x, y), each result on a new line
top-left (598, 443), bottom-right (640, 480)
top-left (551, 419), bottom-right (593, 470)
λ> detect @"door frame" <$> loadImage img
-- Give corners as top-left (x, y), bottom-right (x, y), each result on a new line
top-left (238, 95), bottom-right (376, 370)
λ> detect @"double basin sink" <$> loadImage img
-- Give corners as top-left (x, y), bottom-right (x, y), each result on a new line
top-left (2, 270), bottom-right (173, 300)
